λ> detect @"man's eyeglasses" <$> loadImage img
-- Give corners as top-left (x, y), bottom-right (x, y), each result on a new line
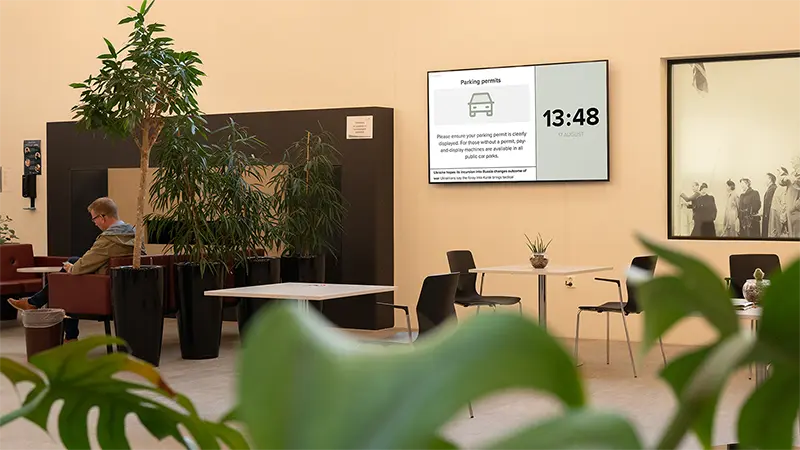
top-left (91, 214), bottom-right (105, 223)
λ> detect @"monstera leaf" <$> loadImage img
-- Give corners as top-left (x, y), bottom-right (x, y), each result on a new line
top-left (237, 305), bottom-right (642, 449)
top-left (0, 336), bottom-right (248, 449)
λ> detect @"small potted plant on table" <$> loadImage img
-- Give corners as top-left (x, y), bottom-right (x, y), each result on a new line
top-left (525, 233), bottom-right (552, 269)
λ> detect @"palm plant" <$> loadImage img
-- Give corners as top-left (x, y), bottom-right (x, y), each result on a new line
top-left (269, 127), bottom-right (346, 259)
top-left (70, 0), bottom-right (205, 269)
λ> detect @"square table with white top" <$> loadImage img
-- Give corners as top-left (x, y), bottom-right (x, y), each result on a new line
top-left (204, 282), bottom-right (396, 313)
top-left (469, 264), bottom-right (613, 330)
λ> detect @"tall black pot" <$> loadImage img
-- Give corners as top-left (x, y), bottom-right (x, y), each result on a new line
top-left (280, 255), bottom-right (325, 282)
top-left (235, 256), bottom-right (281, 338)
top-left (280, 255), bottom-right (325, 312)
top-left (110, 265), bottom-right (165, 366)
top-left (175, 262), bottom-right (224, 360)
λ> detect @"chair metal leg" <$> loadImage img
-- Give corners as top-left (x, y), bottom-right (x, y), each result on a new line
top-left (479, 273), bottom-right (485, 295)
top-left (606, 312), bottom-right (610, 365)
top-left (748, 319), bottom-right (754, 380)
top-left (476, 305), bottom-right (481, 315)
top-left (404, 311), bottom-right (413, 343)
top-left (620, 312), bottom-right (637, 378)
top-left (468, 401), bottom-right (474, 418)
top-left (518, 301), bottom-right (523, 315)
top-left (574, 310), bottom-right (582, 363)
top-left (659, 337), bottom-right (667, 367)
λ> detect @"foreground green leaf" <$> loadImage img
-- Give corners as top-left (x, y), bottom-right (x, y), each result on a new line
top-left (638, 236), bottom-right (738, 351)
top-left (659, 347), bottom-right (718, 448)
top-left (487, 409), bottom-right (643, 449)
top-left (738, 364), bottom-right (800, 449)
top-left (0, 336), bottom-right (247, 449)
top-left (657, 333), bottom-right (753, 449)
top-left (757, 259), bottom-right (800, 366)
top-left (239, 305), bottom-right (584, 449)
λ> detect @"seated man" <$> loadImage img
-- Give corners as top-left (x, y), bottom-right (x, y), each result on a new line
top-left (8, 197), bottom-right (143, 341)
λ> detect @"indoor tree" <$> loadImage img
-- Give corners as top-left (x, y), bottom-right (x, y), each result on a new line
top-left (70, 0), bottom-right (205, 269)
top-left (69, 0), bottom-right (205, 366)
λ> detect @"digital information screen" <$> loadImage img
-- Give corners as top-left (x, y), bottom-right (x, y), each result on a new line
top-left (427, 60), bottom-right (609, 184)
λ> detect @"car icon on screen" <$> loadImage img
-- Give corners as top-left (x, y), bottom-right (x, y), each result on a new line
top-left (468, 92), bottom-right (494, 117)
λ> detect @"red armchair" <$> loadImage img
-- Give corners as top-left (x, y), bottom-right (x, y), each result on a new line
top-left (48, 254), bottom-right (177, 343)
top-left (0, 243), bottom-right (69, 320)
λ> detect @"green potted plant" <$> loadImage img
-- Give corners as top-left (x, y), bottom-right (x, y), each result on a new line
top-left (148, 118), bottom-right (276, 357)
top-left (147, 117), bottom-right (228, 360)
top-left (0, 215), bottom-right (19, 244)
top-left (525, 233), bottom-right (552, 269)
top-left (205, 119), bottom-right (280, 336)
top-left (269, 127), bottom-right (346, 286)
top-left (69, 0), bottom-right (205, 360)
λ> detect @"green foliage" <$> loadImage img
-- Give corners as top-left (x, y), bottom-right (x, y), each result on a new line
top-left (147, 118), bottom-right (274, 275)
top-left (0, 215), bottom-right (19, 244)
top-left (70, 0), bottom-right (205, 269)
top-left (0, 336), bottom-right (246, 449)
top-left (268, 127), bottom-right (346, 257)
top-left (237, 306), bottom-right (640, 449)
top-left (637, 236), bottom-right (799, 449)
top-left (525, 232), bottom-right (551, 254)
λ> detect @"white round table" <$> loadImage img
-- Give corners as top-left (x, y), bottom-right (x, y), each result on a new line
top-left (17, 266), bottom-right (64, 288)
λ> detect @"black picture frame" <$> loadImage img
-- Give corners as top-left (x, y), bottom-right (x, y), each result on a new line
top-left (667, 51), bottom-right (800, 242)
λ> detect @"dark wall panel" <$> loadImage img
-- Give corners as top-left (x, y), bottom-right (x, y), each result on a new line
top-left (69, 169), bottom-right (108, 255)
top-left (47, 107), bottom-right (394, 329)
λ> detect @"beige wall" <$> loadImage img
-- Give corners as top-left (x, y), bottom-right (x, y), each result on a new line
top-left (1, 0), bottom-right (798, 344)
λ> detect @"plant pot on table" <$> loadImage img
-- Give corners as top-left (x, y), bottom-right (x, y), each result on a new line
top-left (111, 265), bottom-right (165, 366)
top-left (175, 262), bottom-right (224, 360)
top-left (235, 256), bottom-right (281, 338)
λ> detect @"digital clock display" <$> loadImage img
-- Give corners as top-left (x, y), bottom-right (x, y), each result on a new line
top-left (542, 108), bottom-right (601, 127)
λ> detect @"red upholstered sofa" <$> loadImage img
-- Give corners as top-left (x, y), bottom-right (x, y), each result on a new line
top-left (48, 254), bottom-right (177, 339)
top-left (0, 244), bottom-right (68, 320)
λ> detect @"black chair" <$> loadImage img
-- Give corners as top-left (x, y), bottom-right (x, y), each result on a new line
top-left (376, 272), bottom-right (474, 417)
top-left (727, 254), bottom-right (781, 299)
top-left (573, 255), bottom-right (665, 378)
top-left (447, 250), bottom-right (522, 314)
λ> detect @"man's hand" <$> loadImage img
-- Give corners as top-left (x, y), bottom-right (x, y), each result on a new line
top-left (63, 262), bottom-right (74, 273)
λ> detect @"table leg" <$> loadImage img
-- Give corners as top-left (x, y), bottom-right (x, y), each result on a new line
top-left (753, 319), bottom-right (767, 387)
top-left (42, 273), bottom-right (47, 289)
top-left (537, 274), bottom-right (547, 329)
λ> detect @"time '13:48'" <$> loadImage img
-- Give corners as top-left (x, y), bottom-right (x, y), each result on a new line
top-left (542, 107), bottom-right (600, 127)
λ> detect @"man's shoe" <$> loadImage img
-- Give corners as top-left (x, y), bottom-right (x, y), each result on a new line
top-left (64, 338), bottom-right (77, 344)
top-left (7, 298), bottom-right (36, 311)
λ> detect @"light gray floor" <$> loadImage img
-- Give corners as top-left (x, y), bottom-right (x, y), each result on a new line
top-left (0, 318), bottom-right (784, 449)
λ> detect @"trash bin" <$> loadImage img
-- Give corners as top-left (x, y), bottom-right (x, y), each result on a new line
top-left (22, 308), bottom-right (66, 361)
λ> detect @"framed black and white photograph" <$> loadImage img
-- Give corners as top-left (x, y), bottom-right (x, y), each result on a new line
top-left (668, 52), bottom-right (800, 241)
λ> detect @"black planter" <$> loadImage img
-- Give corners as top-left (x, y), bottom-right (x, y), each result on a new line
top-left (175, 262), bottom-right (224, 360)
top-left (110, 265), bottom-right (165, 366)
top-left (236, 257), bottom-right (281, 338)
top-left (281, 255), bottom-right (325, 312)
top-left (281, 255), bottom-right (325, 283)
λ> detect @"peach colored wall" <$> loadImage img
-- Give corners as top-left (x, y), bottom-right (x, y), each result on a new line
top-left (1, 0), bottom-right (798, 345)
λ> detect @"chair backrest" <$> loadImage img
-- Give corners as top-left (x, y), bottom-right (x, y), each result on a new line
top-left (446, 250), bottom-right (479, 298)
top-left (0, 244), bottom-right (35, 282)
top-left (729, 254), bottom-right (781, 299)
top-left (416, 272), bottom-right (460, 336)
top-left (624, 255), bottom-right (658, 314)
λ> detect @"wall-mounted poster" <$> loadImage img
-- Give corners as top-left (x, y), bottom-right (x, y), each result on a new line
top-left (668, 53), bottom-right (800, 241)
top-left (23, 139), bottom-right (42, 175)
